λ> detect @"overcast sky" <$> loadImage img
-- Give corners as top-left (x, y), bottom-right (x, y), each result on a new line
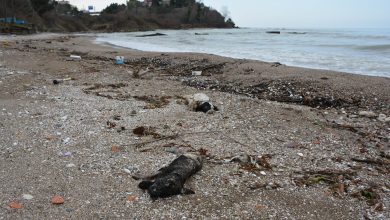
top-left (68, 0), bottom-right (390, 28)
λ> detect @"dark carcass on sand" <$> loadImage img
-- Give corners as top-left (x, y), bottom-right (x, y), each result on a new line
top-left (134, 154), bottom-right (203, 199)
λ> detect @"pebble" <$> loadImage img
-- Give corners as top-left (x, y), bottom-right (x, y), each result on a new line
top-left (382, 186), bottom-right (390, 192)
top-left (123, 168), bottom-right (131, 174)
top-left (22, 194), bottom-right (34, 200)
top-left (66, 163), bottom-right (76, 168)
top-left (52, 195), bottom-right (65, 204)
top-left (377, 114), bottom-right (387, 122)
top-left (260, 171), bottom-right (267, 176)
top-left (63, 138), bottom-right (71, 144)
top-left (297, 153), bottom-right (304, 157)
top-left (63, 151), bottom-right (72, 157)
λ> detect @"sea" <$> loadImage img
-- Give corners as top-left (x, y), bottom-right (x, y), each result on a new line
top-left (95, 28), bottom-right (390, 77)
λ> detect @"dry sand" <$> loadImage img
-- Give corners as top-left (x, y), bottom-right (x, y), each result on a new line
top-left (0, 33), bottom-right (389, 219)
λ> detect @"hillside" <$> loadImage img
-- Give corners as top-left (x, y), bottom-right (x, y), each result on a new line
top-left (0, 0), bottom-right (236, 32)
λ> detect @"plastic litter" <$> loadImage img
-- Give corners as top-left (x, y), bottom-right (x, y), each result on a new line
top-left (192, 70), bottom-right (202, 76)
top-left (115, 56), bottom-right (124, 65)
top-left (70, 55), bottom-right (81, 59)
top-left (53, 77), bottom-right (73, 85)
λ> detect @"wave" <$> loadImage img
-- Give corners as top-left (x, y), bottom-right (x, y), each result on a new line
top-left (356, 44), bottom-right (390, 51)
top-left (95, 28), bottom-right (390, 77)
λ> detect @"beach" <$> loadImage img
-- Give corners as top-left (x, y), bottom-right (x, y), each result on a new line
top-left (0, 34), bottom-right (389, 219)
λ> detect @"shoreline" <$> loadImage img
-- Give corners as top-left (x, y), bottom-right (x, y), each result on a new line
top-left (93, 28), bottom-right (390, 78)
top-left (2, 30), bottom-right (389, 77)
top-left (89, 34), bottom-right (390, 114)
top-left (0, 34), bottom-right (389, 219)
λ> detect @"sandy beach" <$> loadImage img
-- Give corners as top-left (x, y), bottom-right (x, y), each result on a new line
top-left (0, 34), bottom-right (389, 219)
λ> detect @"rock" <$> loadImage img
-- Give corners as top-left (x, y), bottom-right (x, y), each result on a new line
top-left (66, 163), bottom-right (76, 168)
top-left (297, 153), bottom-right (304, 157)
top-left (377, 114), bottom-right (387, 122)
top-left (22, 194), bottom-right (34, 200)
top-left (51, 195), bottom-right (65, 205)
top-left (260, 171), bottom-right (267, 176)
top-left (8, 201), bottom-right (23, 209)
top-left (358, 111), bottom-right (377, 118)
top-left (111, 145), bottom-right (120, 153)
top-left (123, 168), bottom-right (132, 174)
top-left (266, 31), bottom-right (281, 34)
top-left (385, 117), bottom-right (390, 123)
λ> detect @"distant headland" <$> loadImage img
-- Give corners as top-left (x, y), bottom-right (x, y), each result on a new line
top-left (0, 0), bottom-right (236, 33)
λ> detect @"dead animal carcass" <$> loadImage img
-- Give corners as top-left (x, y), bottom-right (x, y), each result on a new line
top-left (185, 93), bottom-right (218, 113)
top-left (135, 154), bottom-right (203, 199)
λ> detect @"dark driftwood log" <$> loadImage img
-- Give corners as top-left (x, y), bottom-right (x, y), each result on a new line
top-left (136, 154), bottom-right (203, 199)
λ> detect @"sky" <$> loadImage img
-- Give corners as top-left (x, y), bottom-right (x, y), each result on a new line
top-left (68, 0), bottom-right (390, 28)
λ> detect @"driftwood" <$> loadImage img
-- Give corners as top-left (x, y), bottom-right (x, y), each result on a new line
top-left (352, 158), bottom-right (389, 166)
top-left (135, 154), bottom-right (203, 199)
top-left (121, 130), bottom-right (220, 148)
top-left (297, 169), bottom-right (357, 176)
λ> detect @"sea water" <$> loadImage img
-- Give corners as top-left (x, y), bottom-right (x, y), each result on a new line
top-left (96, 28), bottom-right (390, 77)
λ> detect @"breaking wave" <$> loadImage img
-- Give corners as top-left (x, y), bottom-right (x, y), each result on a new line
top-left (96, 28), bottom-right (390, 77)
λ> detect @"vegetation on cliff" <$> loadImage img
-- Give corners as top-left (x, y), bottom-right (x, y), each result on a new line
top-left (0, 0), bottom-right (235, 32)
